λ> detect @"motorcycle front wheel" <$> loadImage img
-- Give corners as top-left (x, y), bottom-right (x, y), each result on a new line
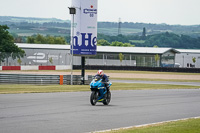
top-left (90, 91), bottom-right (98, 106)
top-left (103, 91), bottom-right (111, 105)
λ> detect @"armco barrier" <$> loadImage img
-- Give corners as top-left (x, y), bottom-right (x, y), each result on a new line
top-left (0, 74), bottom-right (60, 84)
top-left (0, 74), bottom-right (93, 85)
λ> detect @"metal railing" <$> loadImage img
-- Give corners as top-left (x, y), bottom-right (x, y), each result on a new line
top-left (0, 74), bottom-right (93, 85)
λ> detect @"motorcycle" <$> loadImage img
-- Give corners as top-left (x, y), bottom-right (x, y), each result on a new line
top-left (90, 75), bottom-right (112, 106)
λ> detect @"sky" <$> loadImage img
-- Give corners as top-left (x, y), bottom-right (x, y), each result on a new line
top-left (0, 0), bottom-right (200, 25)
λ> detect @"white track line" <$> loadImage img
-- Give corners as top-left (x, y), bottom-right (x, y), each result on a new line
top-left (89, 116), bottom-right (200, 133)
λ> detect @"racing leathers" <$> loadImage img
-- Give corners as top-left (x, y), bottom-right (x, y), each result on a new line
top-left (95, 74), bottom-right (109, 101)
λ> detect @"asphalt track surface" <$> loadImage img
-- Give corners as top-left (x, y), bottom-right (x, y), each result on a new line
top-left (1, 89), bottom-right (200, 133)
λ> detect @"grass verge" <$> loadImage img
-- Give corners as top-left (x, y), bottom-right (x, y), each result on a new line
top-left (0, 83), bottom-right (199, 94)
top-left (105, 118), bottom-right (200, 133)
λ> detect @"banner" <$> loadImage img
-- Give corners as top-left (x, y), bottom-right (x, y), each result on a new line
top-left (71, 0), bottom-right (98, 56)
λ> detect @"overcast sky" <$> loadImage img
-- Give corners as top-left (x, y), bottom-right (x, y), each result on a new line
top-left (0, 0), bottom-right (200, 25)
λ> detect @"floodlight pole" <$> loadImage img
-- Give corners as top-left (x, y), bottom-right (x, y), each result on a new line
top-left (71, 14), bottom-right (74, 85)
top-left (69, 7), bottom-right (76, 85)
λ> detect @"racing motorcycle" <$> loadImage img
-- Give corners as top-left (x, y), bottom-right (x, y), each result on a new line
top-left (90, 75), bottom-right (112, 106)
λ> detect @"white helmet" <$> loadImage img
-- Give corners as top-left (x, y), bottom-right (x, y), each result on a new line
top-left (97, 70), bottom-right (104, 76)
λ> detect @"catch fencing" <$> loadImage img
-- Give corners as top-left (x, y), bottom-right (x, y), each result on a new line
top-left (0, 74), bottom-right (93, 85)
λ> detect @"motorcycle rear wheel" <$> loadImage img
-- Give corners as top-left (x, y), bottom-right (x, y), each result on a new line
top-left (90, 91), bottom-right (98, 106)
top-left (103, 91), bottom-right (111, 105)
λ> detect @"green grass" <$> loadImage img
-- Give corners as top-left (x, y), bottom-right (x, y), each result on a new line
top-left (106, 118), bottom-right (200, 133)
top-left (0, 84), bottom-right (89, 94)
top-left (98, 28), bottom-right (142, 35)
top-left (9, 29), bottom-right (68, 37)
top-left (0, 83), bottom-right (199, 94)
top-left (129, 40), bottom-right (145, 44)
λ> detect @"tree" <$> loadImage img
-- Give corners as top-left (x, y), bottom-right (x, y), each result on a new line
top-left (49, 57), bottom-right (53, 64)
top-left (192, 57), bottom-right (196, 67)
top-left (192, 57), bottom-right (196, 63)
top-left (35, 34), bottom-right (46, 44)
top-left (111, 41), bottom-right (123, 47)
top-left (123, 43), bottom-right (134, 47)
top-left (27, 36), bottom-right (35, 43)
top-left (154, 54), bottom-right (160, 67)
top-left (53, 37), bottom-right (66, 44)
top-left (97, 39), bottom-right (110, 46)
top-left (119, 53), bottom-right (124, 65)
top-left (27, 34), bottom-right (67, 44)
top-left (142, 27), bottom-right (146, 39)
top-left (0, 25), bottom-right (25, 65)
top-left (17, 58), bottom-right (22, 65)
top-left (111, 41), bottom-right (134, 47)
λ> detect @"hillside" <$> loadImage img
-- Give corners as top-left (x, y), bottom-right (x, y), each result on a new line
top-left (0, 16), bottom-right (67, 23)
top-left (0, 16), bottom-right (200, 37)
top-left (1, 16), bottom-right (200, 49)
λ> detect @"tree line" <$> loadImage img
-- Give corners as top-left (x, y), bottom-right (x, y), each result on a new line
top-left (2, 24), bottom-right (200, 50)
top-left (97, 32), bottom-right (200, 49)
top-left (10, 31), bottom-right (200, 49)
top-left (143, 32), bottom-right (200, 48)
top-left (1, 16), bottom-right (200, 38)
top-left (27, 34), bottom-right (66, 44)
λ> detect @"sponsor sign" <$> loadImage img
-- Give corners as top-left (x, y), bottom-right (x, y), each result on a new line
top-left (71, 0), bottom-right (98, 56)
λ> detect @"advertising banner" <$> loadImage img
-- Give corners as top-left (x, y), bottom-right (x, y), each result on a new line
top-left (71, 0), bottom-right (98, 56)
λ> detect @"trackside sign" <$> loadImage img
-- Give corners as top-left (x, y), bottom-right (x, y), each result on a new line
top-left (71, 0), bottom-right (98, 56)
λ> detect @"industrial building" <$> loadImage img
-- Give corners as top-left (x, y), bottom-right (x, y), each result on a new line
top-left (0, 43), bottom-right (178, 68)
top-left (175, 49), bottom-right (200, 68)
top-left (1, 43), bottom-right (200, 69)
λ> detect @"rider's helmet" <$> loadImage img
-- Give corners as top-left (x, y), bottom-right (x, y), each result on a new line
top-left (97, 70), bottom-right (104, 76)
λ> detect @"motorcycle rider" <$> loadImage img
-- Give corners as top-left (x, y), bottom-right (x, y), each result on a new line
top-left (95, 70), bottom-right (109, 101)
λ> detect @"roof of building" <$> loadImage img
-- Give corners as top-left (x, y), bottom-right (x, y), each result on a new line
top-left (16, 43), bottom-right (178, 54)
top-left (16, 43), bottom-right (70, 50)
top-left (176, 49), bottom-right (200, 54)
top-left (97, 46), bottom-right (178, 54)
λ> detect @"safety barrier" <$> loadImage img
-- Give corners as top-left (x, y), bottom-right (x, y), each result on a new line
top-left (2, 66), bottom-right (21, 70)
top-left (0, 74), bottom-right (93, 85)
top-left (74, 65), bottom-right (200, 73)
top-left (0, 65), bottom-right (71, 71)
top-left (39, 66), bottom-right (56, 70)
